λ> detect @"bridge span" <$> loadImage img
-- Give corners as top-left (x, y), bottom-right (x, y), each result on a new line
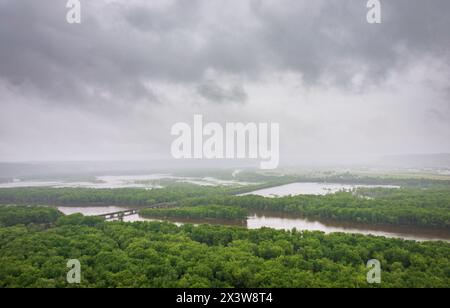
top-left (96, 202), bottom-right (177, 220)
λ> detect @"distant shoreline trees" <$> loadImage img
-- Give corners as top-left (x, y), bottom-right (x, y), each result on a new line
top-left (140, 205), bottom-right (248, 220)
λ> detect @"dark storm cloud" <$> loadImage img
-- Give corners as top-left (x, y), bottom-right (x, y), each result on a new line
top-left (0, 0), bottom-right (449, 106)
top-left (0, 0), bottom-right (161, 107)
top-left (251, 0), bottom-right (450, 85)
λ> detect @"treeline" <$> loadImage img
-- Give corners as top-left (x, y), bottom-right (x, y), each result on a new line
top-left (289, 173), bottom-right (450, 188)
top-left (0, 213), bottom-right (449, 288)
top-left (230, 171), bottom-right (450, 188)
top-left (140, 205), bottom-right (248, 220)
top-left (0, 186), bottom-right (234, 206)
top-left (182, 188), bottom-right (450, 229)
top-left (0, 206), bottom-right (62, 227)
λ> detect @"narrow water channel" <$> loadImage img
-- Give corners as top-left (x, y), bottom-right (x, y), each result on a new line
top-left (57, 206), bottom-right (450, 242)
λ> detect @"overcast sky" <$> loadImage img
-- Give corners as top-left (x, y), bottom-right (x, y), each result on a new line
top-left (0, 0), bottom-right (449, 166)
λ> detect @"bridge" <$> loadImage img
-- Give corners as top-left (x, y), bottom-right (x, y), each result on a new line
top-left (96, 202), bottom-right (177, 221)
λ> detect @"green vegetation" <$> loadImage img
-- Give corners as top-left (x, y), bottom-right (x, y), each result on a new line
top-left (174, 170), bottom-right (450, 188)
top-left (0, 213), bottom-right (448, 288)
top-left (183, 188), bottom-right (450, 229)
top-left (297, 173), bottom-right (450, 188)
top-left (0, 206), bottom-right (62, 227)
top-left (140, 205), bottom-right (248, 220)
top-left (1, 185), bottom-right (450, 229)
top-left (231, 171), bottom-right (450, 190)
top-left (0, 186), bottom-right (233, 206)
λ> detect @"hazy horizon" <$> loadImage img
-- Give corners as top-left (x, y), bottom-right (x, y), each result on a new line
top-left (1, 152), bottom-right (450, 182)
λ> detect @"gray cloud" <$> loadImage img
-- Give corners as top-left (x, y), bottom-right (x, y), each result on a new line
top-left (198, 82), bottom-right (248, 104)
top-left (1, 0), bottom-right (449, 103)
top-left (0, 0), bottom-right (449, 163)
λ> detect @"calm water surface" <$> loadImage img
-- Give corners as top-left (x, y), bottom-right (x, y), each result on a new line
top-left (57, 206), bottom-right (450, 242)
top-left (240, 182), bottom-right (400, 197)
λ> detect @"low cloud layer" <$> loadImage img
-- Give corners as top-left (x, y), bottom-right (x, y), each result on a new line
top-left (0, 0), bottom-right (449, 165)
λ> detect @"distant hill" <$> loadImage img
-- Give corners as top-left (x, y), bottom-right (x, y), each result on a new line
top-left (377, 154), bottom-right (450, 169)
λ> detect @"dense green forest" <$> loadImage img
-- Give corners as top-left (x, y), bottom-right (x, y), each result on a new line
top-left (140, 205), bottom-right (248, 220)
top-left (0, 206), bottom-right (62, 227)
top-left (182, 188), bottom-right (450, 228)
top-left (0, 209), bottom-right (448, 288)
top-left (1, 186), bottom-right (449, 229)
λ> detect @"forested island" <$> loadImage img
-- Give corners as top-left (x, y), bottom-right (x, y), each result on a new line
top-left (183, 188), bottom-right (450, 228)
top-left (1, 185), bottom-right (449, 229)
top-left (140, 205), bottom-right (248, 220)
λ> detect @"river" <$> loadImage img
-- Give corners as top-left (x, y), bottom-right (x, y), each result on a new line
top-left (57, 206), bottom-right (450, 242)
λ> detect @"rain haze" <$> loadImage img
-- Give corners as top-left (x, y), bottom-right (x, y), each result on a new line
top-left (0, 0), bottom-right (450, 169)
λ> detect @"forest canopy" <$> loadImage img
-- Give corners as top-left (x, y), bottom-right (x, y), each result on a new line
top-left (0, 209), bottom-right (448, 288)
top-left (0, 205), bottom-right (62, 227)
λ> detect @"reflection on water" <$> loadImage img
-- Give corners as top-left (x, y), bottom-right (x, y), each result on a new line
top-left (58, 206), bottom-right (130, 216)
top-left (247, 211), bottom-right (450, 242)
top-left (57, 206), bottom-right (450, 242)
top-left (122, 214), bottom-right (248, 227)
top-left (240, 182), bottom-right (400, 197)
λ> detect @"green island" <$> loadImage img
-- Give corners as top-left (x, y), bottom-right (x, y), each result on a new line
top-left (140, 205), bottom-right (248, 221)
top-left (182, 187), bottom-right (450, 229)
